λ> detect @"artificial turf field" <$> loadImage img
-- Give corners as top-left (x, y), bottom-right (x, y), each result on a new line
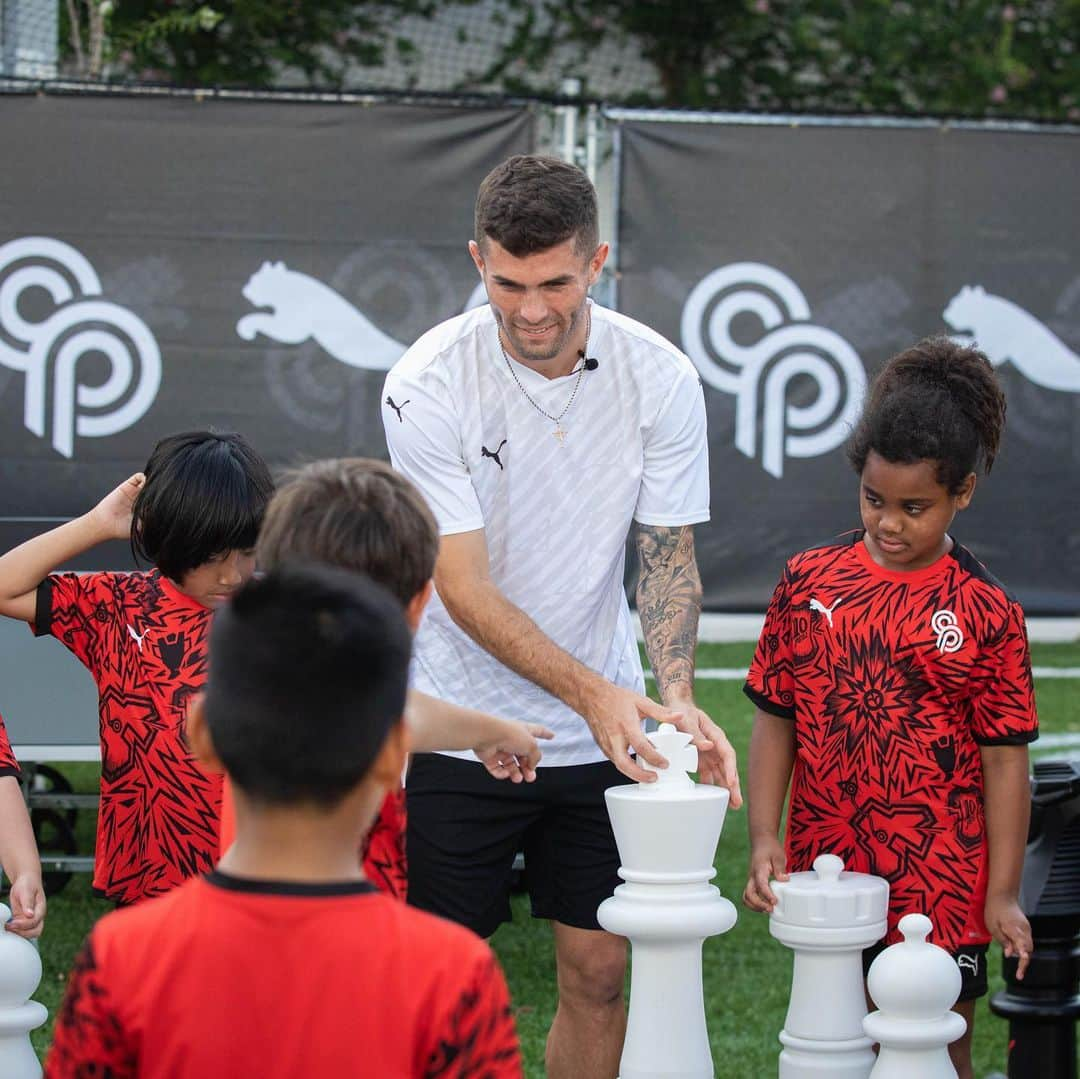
top-left (20, 640), bottom-right (1080, 1075)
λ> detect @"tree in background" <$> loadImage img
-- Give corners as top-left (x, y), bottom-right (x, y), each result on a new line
top-left (63, 0), bottom-right (439, 86)
top-left (498, 0), bottom-right (1080, 120)
top-left (56, 0), bottom-right (1080, 121)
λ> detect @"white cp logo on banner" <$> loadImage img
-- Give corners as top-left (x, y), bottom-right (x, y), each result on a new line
top-left (0, 237), bottom-right (161, 458)
top-left (681, 263), bottom-right (866, 479)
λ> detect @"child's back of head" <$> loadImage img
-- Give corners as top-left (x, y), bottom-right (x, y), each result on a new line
top-left (133, 430), bottom-right (274, 583)
top-left (255, 458), bottom-right (437, 604)
top-left (204, 563), bottom-right (412, 807)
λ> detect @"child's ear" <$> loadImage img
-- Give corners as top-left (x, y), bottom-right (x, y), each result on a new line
top-left (955, 472), bottom-right (977, 510)
top-left (185, 693), bottom-right (225, 773)
top-left (403, 579), bottom-right (433, 632)
top-left (369, 721), bottom-right (408, 792)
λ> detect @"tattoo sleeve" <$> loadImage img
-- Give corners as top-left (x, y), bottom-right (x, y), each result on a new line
top-left (635, 523), bottom-right (703, 703)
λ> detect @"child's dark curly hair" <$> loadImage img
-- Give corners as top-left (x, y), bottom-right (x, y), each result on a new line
top-left (847, 336), bottom-right (1007, 494)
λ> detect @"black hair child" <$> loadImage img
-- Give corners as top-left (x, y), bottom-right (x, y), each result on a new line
top-left (47, 565), bottom-right (522, 1078)
top-left (0, 430), bottom-right (273, 905)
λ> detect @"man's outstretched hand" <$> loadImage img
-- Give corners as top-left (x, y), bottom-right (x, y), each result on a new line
top-left (578, 681), bottom-right (742, 807)
top-left (664, 699), bottom-right (743, 807)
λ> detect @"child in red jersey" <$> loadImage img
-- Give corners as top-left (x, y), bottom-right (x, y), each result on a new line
top-left (0, 431), bottom-right (273, 905)
top-left (742, 337), bottom-right (1036, 1079)
top-left (0, 715), bottom-right (45, 937)
top-left (46, 563), bottom-right (523, 1079)
top-left (218, 457), bottom-right (553, 898)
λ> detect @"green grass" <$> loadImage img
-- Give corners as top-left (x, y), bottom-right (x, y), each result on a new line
top-left (12, 643), bottom-right (1080, 1072)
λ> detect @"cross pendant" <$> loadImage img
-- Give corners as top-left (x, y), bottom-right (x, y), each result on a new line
top-left (553, 425), bottom-right (566, 446)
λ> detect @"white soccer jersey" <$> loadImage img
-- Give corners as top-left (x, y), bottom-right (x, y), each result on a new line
top-left (382, 301), bottom-right (710, 766)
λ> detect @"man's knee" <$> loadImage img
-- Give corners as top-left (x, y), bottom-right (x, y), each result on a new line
top-left (555, 929), bottom-right (626, 1009)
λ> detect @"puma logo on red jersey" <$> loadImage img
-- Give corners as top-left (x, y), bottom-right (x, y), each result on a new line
top-left (809, 596), bottom-right (841, 628)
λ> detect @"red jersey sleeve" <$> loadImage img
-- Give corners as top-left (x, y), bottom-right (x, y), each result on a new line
top-left (744, 567), bottom-right (797, 719)
top-left (362, 787), bottom-right (408, 900)
top-left (0, 712), bottom-right (19, 778)
top-left (968, 599), bottom-right (1039, 745)
top-left (421, 949), bottom-right (523, 1078)
top-left (33, 572), bottom-right (117, 674)
top-left (44, 935), bottom-right (137, 1079)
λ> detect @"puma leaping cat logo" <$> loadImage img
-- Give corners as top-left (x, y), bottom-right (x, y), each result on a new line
top-left (236, 261), bottom-right (406, 371)
top-left (481, 439), bottom-right (507, 470)
top-left (127, 624), bottom-right (146, 652)
top-left (944, 286), bottom-right (1080, 393)
top-left (809, 597), bottom-right (841, 628)
top-left (385, 395), bottom-right (410, 422)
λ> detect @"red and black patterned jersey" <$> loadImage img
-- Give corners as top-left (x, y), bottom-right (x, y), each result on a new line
top-left (362, 785), bottom-right (409, 899)
top-left (745, 532), bottom-right (1038, 952)
top-left (46, 871), bottom-right (523, 1079)
top-left (219, 780), bottom-right (408, 900)
top-left (33, 571), bottom-right (222, 905)
top-left (0, 712), bottom-right (19, 778)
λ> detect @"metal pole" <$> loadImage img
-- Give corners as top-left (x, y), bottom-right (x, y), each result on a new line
top-left (585, 102), bottom-right (599, 184)
top-left (559, 77), bottom-right (582, 165)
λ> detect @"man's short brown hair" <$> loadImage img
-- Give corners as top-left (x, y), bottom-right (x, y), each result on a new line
top-left (475, 154), bottom-right (598, 258)
top-left (256, 458), bottom-right (438, 606)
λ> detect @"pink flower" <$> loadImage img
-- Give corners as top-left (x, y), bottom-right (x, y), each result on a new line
top-left (1002, 5), bottom-right (1017, 21)
top-left (989, 84), bottom-right (1007, 103)
top-left (754, 0), bottom-right (770, 12)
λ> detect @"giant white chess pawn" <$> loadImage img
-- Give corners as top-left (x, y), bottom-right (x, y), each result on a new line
top-left (769, 853), bottom-right (889, 1078)
top-left (0, 903), bottom-right (48, 1078)
top-left (597, 723), bottom-right (736, 1079)
top-left (864, 913), bottom-right (967, 1079)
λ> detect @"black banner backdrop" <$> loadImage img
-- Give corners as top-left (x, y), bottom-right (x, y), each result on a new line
top-left (616, 116), bottom-right (1080, 614)
top-left (0, 94), bottom-right (533, 569)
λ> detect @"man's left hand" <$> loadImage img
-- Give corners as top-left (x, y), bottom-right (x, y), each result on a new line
top-left (664, 700), bottom-right (742, 807)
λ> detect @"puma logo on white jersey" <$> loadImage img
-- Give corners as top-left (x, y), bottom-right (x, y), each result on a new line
top-left (127, 624), bottom-right (146, 652)
top-left (809, 597), bottom-right (841, 628)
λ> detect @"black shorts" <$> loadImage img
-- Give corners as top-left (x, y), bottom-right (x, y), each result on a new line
top-left (863, 940), bottom-right (989, 1002)
top-left (405, 752), bottom-right (633, 938)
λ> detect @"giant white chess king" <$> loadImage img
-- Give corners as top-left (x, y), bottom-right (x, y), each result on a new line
top-left (598, 723), bottom-right (737, 1079)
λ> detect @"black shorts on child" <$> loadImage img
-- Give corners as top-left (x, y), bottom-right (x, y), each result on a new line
top-left (405, 752), bottom-right (633, 938)
top-left (863, 939), bottom-right (989, 1001)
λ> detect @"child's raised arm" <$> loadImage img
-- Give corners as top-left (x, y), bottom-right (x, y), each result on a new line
top-left (405, 690), bottom-right (553, 783)
top-left (743, 708), bottom-right (795, 913)
top-left (981, 744), bottom-right (1033, 980)
top-left (0, 473), bottom-right (144, 622)
top-left (0, 776), bottom-right (45, 938)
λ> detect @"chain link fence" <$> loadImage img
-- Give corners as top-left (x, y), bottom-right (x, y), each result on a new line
top-left (0, 0), bottom-right (57, 78)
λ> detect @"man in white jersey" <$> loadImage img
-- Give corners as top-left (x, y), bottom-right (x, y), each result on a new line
top-left (382, 154), bottom-right (741, 1079)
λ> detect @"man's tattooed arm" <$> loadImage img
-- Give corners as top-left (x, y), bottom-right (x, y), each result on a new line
top-left (635, 523), bottom-right (703, 704)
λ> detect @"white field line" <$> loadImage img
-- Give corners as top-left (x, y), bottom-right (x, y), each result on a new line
top-left (647, 667), bottom-right (1080, 681)
top-left (1034, 733), bottom-right (1080, 749)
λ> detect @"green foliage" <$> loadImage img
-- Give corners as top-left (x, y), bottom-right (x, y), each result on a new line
top-left (89, 1), bottom-right (442, 88)
top-left (503, 0), bottom-right (1080, 119)
top-left (57, 1), bottom-right (1080, 119)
